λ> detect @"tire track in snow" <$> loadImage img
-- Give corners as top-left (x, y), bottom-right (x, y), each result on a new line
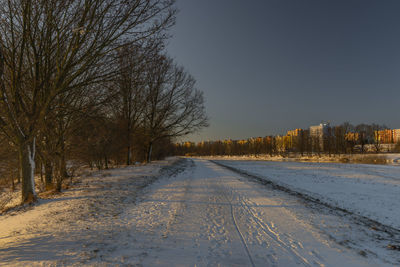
top-left (211, 160), bottom-right (324, 266)
top-left (216, 177), bottom-right (256, 267)
top-left (211, 160), bottom-right (400, 237)
top-left (236, 193), bottom-right (322, 266)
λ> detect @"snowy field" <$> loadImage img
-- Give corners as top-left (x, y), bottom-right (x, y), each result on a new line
top-left (212, 159), bottom-right (400, 230)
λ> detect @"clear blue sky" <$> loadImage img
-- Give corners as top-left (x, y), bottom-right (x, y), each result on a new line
top-left (167, 0), bottom-right (400, 142)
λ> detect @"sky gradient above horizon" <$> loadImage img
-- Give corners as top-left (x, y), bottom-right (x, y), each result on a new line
top-left (167, 0), bottom-right (400, 142)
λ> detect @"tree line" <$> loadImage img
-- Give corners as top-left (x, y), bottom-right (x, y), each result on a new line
top-left (175, 122), bottom-right (399, 157)
top-left (0, 0), bottom-right (208, 203)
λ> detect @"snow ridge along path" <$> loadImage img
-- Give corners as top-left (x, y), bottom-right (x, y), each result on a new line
top-left (0, 158), bottom-right (396, 266)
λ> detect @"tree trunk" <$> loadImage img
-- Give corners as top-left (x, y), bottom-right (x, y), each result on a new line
top-left (59, 139), bottom-right (69, 179)
top-left (55, 158), bottom-right (63, 192)
top-left (55, 174), bottom-right (62, 192)
top-left (11, 175), bottom-right (15, 191)
top-left (44, 160), bottom-right (53, 189)
top-left (60, 153), bottom-right (68, 179)
top-left (17, 166), bottom-right (21, 184)
top-left (39, 161), bottom-right (43, 184)
top-left (147, 142), bottom-right (153, 163)
top-left (127, 145), bottom-right (132, 165)
top-left (104, 155), bottom-right (109, 169)
top-left (19, 139), bottom-right (37, 203)
top-left (126, 125), bottom-right (132, 165)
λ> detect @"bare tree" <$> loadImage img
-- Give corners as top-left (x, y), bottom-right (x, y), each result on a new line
top-left (355, 124), bottom-right (369, 153)
top-left (371, 124), bottom-right (388, 153)
top-left (0, 0), bottom-right (175, 203)
top-left (108, 40), bottom-right (162, 164)
top-left (143, 55), bottom-right (208, 162)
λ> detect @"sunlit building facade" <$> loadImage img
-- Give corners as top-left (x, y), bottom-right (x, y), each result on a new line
top-left (392, 129), bottom-right (400, 144)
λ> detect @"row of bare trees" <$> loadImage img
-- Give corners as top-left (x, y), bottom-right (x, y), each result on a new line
top-left (175, 123), bottom-right (394, 157)
top-left (0, 0), bottom-right (208, 203)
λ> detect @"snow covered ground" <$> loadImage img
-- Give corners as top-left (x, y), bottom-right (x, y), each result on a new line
top-left (0, 157), bottom-right (185, 266)
top-left (0, 157), bottom-right (398, 266)
top-left (212, 159), bottom-right (400, 230)
top-left (119, 159), bottom-right (391, 267)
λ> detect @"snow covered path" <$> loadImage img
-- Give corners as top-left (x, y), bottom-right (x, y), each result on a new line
top-left (125, 159), bottom-right (385, 266)
top-left (0, 158), bottom-right (395, 266)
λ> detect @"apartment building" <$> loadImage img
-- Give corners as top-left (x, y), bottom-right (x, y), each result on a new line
top-left (374, 129), bottom-right (400, 144)
top-left (309, 123), bottom-right (330, 137)
top-left (309, 123), bottom-right (330, 150)
top-left (392, 129), bottom-right (400, 143)
top-left (287, 128), bottom-right (303, 137)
